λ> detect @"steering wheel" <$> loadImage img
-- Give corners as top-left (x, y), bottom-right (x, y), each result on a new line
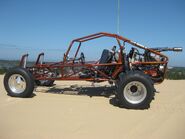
top-left (80, 52), bottom-right (85, 64)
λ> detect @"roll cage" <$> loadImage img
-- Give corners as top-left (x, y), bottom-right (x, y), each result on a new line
top-left (19, 32), bottom-right (168, 83)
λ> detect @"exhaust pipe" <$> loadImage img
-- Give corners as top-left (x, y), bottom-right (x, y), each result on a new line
top-left (171, 47), bottom-right (183, 52)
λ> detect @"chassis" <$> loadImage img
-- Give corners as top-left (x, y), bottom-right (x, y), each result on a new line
top-left (3, 32), bottom-right (182, 109)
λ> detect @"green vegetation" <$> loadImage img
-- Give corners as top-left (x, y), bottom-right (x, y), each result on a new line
top-left (0, 60), bottom-right (18, 74)
top-left (0, 68), bottom-right (6, 74)
top-left (166, 67), bottom-right (185, 80)
top-left (0, 60), bottom-right (36, 75)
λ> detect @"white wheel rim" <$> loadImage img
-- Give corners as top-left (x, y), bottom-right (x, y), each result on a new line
top-left (123, 81), bottom-right (147, 104)
top-left (8, 74), bottom-right (26, 94)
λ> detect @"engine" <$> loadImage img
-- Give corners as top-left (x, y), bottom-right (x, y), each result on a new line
top-left (127, 47), bottom-right (166, 82)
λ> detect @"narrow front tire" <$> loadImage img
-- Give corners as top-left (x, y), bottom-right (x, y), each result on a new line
top-left (4, 67), bottom-right (34, 98)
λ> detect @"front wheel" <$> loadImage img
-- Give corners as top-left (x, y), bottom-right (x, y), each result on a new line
top-left (116, 71), bottom-right (155, 109)
top-left (4, 67), bottom-right (34, 97)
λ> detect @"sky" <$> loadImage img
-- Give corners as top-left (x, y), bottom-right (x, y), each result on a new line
top-left (0, 0), bottom-right (185, 66)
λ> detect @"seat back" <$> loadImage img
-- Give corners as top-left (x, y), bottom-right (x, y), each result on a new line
top-left (98, 49), bottom-right (113, 71)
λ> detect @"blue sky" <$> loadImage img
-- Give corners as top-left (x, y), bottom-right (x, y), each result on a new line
top-left (0, 0), bottom-right (185, 66)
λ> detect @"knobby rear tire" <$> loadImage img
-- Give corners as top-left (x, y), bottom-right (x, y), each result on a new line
top-left (116, 71), bottom-right (155, 109)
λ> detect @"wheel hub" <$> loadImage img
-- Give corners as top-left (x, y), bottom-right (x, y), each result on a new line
top-left (130, 85), bottom-right (138, 93)
top-left (8, 74), bottom-right (26, 94)
top-left (123, 81), bottom-right (147, 104)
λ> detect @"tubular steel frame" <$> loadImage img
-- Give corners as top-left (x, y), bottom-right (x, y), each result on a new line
top-left (19, 32), bottom-right (168, 83)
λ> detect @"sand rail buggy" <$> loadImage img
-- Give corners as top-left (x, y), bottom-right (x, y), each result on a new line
top-left (4, 32), bottom-right (182, 109)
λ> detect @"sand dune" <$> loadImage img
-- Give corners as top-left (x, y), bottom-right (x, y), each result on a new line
top-left (0, 75), bottom-right (185, 139)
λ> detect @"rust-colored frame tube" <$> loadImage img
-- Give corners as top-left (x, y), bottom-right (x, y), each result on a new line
top-left (23, 32), bottom-right (168, 82)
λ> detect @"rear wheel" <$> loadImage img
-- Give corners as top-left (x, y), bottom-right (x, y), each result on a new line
top-left (4, 67), bottom-right (34, 97)
top-left (116, 71), bottom-right (155, 109)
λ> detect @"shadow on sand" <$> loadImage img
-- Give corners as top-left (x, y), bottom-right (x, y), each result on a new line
top-left (45, 85), bottom-right (115, 97)
top-left (39, 85), bottom-right (120, 107)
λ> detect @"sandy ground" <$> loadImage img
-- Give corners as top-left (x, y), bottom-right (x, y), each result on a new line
top-left (0, 75), bottom-right (185, 139)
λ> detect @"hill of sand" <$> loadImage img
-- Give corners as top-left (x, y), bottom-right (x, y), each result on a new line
top-left (0, 75), bottom-right (185, 139)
